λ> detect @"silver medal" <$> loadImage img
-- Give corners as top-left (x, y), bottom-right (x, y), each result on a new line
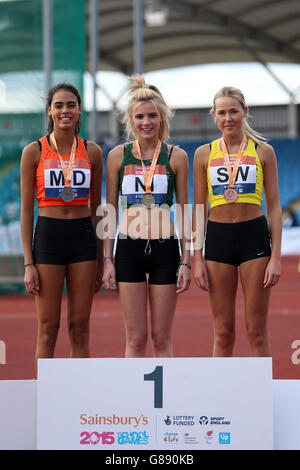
top-left (61, 187), bottom-right (75, 202)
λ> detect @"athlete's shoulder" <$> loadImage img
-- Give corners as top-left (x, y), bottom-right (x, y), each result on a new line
top-left (85, 140), bottom-right (103, 158)
top-left (106, 144), bottom-right (125, 171)
top-left (21, 140), bottom-right (42, 161)
top-left (256, 141), bottom-right (276, 166)
top-left (167, 144), bottom-right (188, 174)
top-left (193, 143), bottom-right (211, 169)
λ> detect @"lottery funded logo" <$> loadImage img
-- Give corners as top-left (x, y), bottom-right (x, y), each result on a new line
top-left (163, 415), bottom-right (196, 426)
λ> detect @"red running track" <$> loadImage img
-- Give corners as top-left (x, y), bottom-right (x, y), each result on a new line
top-left (0, 256), bottom-right (299, 380)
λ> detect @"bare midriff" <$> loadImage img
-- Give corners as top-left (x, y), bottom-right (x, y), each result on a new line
top-left (38, 205), bottom-right (90, 219)
top-left (119, 206), bottom-right (175, 239)
top-left (209, 203), bottom-right (264, 223)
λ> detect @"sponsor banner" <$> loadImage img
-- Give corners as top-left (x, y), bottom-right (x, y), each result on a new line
top-left (37, 358), bottom-right (273, 450)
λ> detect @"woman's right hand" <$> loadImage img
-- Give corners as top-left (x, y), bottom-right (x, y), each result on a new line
top-left (193, 258), bottom-right (210, 291)
top-left (24, 265), bottom-right (40, 295)
top-left (102, 260), bottom-right (117, 291)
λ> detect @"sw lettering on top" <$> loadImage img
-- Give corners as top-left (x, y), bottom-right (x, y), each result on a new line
top-left (207, 138), bottom-right (264, 208)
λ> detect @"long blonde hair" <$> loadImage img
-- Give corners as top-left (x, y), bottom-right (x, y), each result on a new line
top-left (213, 86), bottom-right (268, 148)
top-left (123, 74), bottom-right (173, 141)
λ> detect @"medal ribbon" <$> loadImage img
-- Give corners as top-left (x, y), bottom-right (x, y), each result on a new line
top-left (220, 135), bottom-right (247, 188)
top-left (135, 139), bottom-right (162, 194)
top-left (50, 133), bottom-right (77, 188)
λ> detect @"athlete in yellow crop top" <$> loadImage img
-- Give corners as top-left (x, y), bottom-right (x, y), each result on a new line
top-left (20, 82), bottom-right (103, 374)
top-left (192, 86), bottom-right (282, 358)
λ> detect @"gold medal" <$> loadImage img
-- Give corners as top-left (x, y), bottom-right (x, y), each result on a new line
top-left (142, 193), bottom-right (156, 208)
top-left (135, 139), bottom-right (161, 207)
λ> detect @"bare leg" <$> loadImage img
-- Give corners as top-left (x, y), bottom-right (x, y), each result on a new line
top-left (206, 261), bottom-right (238, 357)
top-left (149, 283), bottom-right (177, 357)
top-left (118, 281), bottom-right (148, 357)
top-left (34, 264), bottom-right (66, 371)
top-left (66, 260), bottom-right (97, 358)
top-left (240, 257), bottom-right (271, 357)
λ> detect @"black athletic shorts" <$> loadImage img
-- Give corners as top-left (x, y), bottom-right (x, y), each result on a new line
top-left (204, 215), bottom-right (271, 266)
top-left (33, 216), bottom-right (98, 265)
top-left (115, 235), bottom-right (180, 284)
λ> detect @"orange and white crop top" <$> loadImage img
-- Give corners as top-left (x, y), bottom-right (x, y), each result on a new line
top-left (207, 138), bottom-right (263, 208)
top-left (35, 135), bottom-right (91, 207)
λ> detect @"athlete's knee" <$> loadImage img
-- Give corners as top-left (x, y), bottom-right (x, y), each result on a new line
top-left (127, 330), bottom-right (148, 354)
top-left (151, 331), bottom-right (172, 354)
top-left (68, 319), bottom-right (89, 346)
top-left (214, 328), bottom-right (235, 350)
top-left (38, 322), bottom-right (60, 349)
top-left (246, 327), bottom-right (267, 350)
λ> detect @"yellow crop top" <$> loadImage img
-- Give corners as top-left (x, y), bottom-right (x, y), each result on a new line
top-left (207, 138), bottom-right (263, 208)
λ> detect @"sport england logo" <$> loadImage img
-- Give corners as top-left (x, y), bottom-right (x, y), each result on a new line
top-left (199, 415), bottom-right (231, 425)
top-left (199, 416), bottom-right (209, 425)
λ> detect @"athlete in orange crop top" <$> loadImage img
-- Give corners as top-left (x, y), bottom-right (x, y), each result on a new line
top-left (20, 82), bottom-right (103, 374)
top-left (192, 86), bottom-right (282, 358)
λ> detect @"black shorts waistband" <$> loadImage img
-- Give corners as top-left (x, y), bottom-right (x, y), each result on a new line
top-left (36, 215), bottom-right (92, 226)
top-left (207, 215), bottom-right (266, 228)
top-left (118, 233), bottom-right (177, 242)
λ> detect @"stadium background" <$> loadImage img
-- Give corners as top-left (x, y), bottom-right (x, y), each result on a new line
top-left (0, 0), bottom-right (299, 380)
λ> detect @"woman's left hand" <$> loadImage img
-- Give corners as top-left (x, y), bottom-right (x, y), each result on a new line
top-left (263, 257), bottom-right (281, 288)
top-left (95, 264), bottom-right (104, 293)
top-left (176, 265), bottom-right (191, 294)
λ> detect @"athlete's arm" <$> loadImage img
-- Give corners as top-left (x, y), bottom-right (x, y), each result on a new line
top-left (87, 141), bottom-right (104, 291)
top-left (258, 143), bottom-right (282, 288)
top-left (20, 141), bottom-right (40, 295)
top-left (102, 145), bottom-right (123, 290)
top-left (170, 146), bottom-right (191, 294)
top-left (192, 144), bottom-right (210, 291)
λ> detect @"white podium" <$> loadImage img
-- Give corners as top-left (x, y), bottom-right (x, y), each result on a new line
top-left (36, 357), bottom-right (273, 450)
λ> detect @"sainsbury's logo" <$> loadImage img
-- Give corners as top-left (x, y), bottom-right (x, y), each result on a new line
top-left (80, 413), bottom-right (149, 427)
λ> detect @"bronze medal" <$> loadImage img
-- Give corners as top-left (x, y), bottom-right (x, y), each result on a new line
top-left (61, 186), bottom-right (75, 202)
top-left (142, 193), bottom-right (155, 208)
top-left (220, 135), bottom-right (247, 204)
top-left (224, 188), bottom-right (238, 203)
